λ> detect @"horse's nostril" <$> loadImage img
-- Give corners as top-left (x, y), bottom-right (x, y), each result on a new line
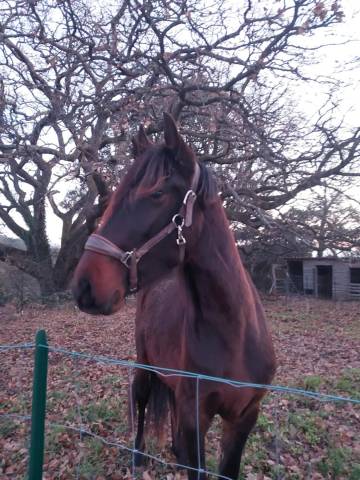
top-left (74, 277), bottom-right (119, 315)
top-left (79, 277), bottom-right (90, 293)
top-left (77, 277), bottom-right (94, 309)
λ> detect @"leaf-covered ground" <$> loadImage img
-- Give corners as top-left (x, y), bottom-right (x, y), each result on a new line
top-left (0, 296), bottom-right (359, 479)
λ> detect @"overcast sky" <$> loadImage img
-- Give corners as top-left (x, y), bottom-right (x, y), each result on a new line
top-left (300, 0), bottom-right (359, 127)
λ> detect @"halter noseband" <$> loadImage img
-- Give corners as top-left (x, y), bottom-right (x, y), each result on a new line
top-left (84, 163), bottom-right (201, 293)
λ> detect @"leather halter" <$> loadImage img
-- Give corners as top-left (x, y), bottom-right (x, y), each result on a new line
top-left (84, 163), bottom-right (201, 293)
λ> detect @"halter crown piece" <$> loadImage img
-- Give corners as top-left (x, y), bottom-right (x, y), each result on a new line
top-left (84, 163), bottom-right (201, 293)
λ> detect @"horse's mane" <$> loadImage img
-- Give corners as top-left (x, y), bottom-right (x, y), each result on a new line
top-left (196, 161), bottom-right (218, 206)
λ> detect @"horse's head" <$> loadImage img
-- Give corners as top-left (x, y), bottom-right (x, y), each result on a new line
top-left (72, 113), bottom-right (208, 315)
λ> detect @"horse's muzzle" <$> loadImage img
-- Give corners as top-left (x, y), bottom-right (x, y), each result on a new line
top-left (73, 277), bottom-right (121, 315)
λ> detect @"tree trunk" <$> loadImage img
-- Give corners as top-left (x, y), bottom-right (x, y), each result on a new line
top-left (53, 226), bottom-right (89, 292)
top-left (35, 261), bottom-right (57, 299)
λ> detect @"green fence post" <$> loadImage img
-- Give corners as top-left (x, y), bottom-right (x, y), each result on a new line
top-left (28, 330), bottom-right (48, 480)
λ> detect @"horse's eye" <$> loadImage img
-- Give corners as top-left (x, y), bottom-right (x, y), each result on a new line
top-left (151, 190), bottom-right (164, 199)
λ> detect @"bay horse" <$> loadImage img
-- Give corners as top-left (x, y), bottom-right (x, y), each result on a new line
top-left (72, 113), bottom-right (276, 479)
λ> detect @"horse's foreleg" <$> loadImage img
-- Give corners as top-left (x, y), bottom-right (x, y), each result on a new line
top-left (184, 424), bottom-right (207, 480)
top-left (175, 405), bottom-right (210, 480)
top-left (169, 391), bottom-right (180, 458)
top-left (131, 370), bottom-right (151, 467)
top-left (219, 402), bottom-right (260, 479)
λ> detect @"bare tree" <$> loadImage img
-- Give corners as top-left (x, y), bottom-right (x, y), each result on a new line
top-left (0, 0), bottom-right (359, 296)
top-left (282, 189), bottom-right (360, 257)
top-left (237, 186), bottom-right (360, 290)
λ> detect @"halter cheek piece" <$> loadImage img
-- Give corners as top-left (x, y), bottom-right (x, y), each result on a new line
top-left (84, 163), bottom-right (201, 293)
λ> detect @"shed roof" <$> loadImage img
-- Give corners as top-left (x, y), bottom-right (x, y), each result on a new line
top-left (286, 256), bottom-right (360, 264)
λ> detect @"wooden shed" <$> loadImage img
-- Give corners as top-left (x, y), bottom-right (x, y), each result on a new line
top-left (272, 257), bottom-right (360, 300)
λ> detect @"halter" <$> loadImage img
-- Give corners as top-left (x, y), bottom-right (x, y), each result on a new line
top-left (84, 163), bottom-right (201, 293)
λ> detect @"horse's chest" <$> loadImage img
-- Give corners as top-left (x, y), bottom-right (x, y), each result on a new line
top-left (135, 313), bottom-right (185, 368)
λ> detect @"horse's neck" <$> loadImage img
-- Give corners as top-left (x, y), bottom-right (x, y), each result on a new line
top-left (187, 201), bottom-right (257, 325)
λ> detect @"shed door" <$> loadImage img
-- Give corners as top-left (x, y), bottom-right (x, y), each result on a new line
top-left (317, 265), bottom-right (333, 298)
top-left (350, 268), bottom-right (360, 284)
top-left (288, 260), bottom-right (304, 292)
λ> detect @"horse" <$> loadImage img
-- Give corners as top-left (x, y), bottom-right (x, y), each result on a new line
top-left (72, 113), bottom-right (276, 479)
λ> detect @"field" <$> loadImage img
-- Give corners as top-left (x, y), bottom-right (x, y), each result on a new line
top-left (1, 296), bottom-right (359, 479)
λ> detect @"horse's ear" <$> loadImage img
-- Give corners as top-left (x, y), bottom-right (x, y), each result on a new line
top-left (132, 125), bottom-right (152, 157)
top-left (163, 112), bottom-right (182, 150)
top-left (163, 112), bottom-right (195, 175)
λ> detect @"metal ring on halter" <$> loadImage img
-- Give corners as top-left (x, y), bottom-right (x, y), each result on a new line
top-left (122, 251), bottom-right (134, 267)
top-left (172, 214), bottom-right (185, 228)
top-left (183, 190), bottom-right (195, 205)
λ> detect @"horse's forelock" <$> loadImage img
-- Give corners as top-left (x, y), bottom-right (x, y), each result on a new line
top-left (100, 146), bottom-right (172, 224)
top-left (132, 146), bottom-right (173, 199)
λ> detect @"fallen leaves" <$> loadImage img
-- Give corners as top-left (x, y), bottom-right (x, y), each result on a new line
top-left (0, 297), bottom-right (359, 478)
